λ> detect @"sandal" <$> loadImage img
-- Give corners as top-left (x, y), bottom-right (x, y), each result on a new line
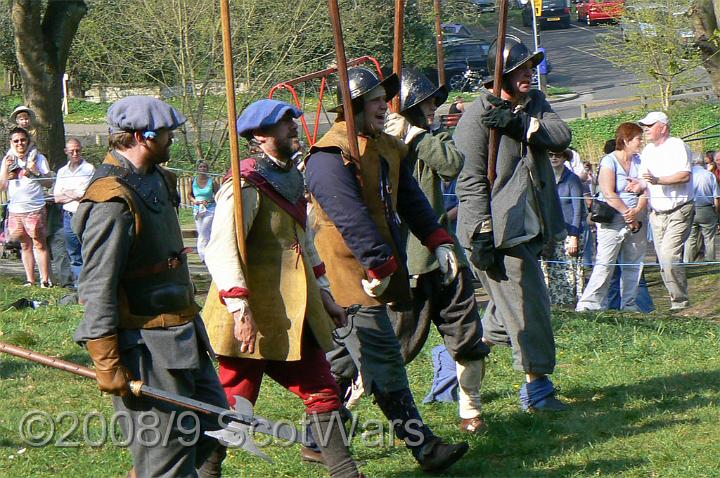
top-left (22, 281), bottom-right (35, 287)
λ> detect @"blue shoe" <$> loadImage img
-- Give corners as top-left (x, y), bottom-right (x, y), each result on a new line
top-left (519, 377), bottom-right (569, 412)
top-left (530, 394), bottom-right (569, 412)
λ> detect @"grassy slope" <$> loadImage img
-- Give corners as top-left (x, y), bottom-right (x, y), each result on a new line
top-left (0, 264), bottom-right (719, 477)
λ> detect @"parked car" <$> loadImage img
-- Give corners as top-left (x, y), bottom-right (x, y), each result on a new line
top-left (522, 0), bottom-right (572, 29)
top-left (441, 23), bottom-right (472, 41)
top-left (470, 0), bottom-right (496, 13)
top-left (576, 0), bottom-right (624, 25)
top-left (443, 39), bottom-right (490, 91)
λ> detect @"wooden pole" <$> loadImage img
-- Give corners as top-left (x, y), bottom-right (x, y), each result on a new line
top-left (392, 0), bottom-right (405, 113)
top-left (487, 0), bottom-right (509, 187)
top-left (433, 0), bottom-right (446, 86)
top-left (220, 0), bottom-right (247, 263)
top-left (328, 0), bottom-right (361, 162)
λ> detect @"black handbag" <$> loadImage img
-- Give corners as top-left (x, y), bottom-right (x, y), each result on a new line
top-left (590, 194), bottom-right (618, 223)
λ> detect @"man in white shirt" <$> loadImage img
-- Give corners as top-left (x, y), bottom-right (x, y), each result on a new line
top-left (629, 111), bottom-right (694, 310)
top-left (683, 153), bottom-right (720, 263)
top-left (0, 127), bottom-right (53, 287)
top-left (53, 138), bottom-right (94, 284)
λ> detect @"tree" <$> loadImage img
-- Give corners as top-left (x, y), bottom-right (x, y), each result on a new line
top-left (597, 0), bottom-right (702, 109)
top-left (11, 0), bottom-right (87, 169)
top-left (690, 0), bottom-right (720, 96)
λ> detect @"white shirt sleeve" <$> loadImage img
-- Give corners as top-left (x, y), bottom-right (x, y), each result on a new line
top-left (204, 180), bottom-right (260, 313)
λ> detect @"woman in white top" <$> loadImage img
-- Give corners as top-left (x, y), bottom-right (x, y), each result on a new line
top-left (0, 127), bottom-right (53, 287)
top-left (576, 122), bottom-right (649, 312)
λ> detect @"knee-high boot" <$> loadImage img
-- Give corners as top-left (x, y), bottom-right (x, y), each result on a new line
top-left (374, 388), bottom-right (468, 473)
top-left (197, 445), bottom-right (226, 478)
top-left (309, 411), bottom-right (361, 478)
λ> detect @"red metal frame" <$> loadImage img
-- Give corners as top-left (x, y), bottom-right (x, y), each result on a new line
top-left (268, 55), bottom-right (383, 146)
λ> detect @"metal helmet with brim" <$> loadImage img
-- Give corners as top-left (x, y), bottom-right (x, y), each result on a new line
top-left (330, 67), bottom-right (400, 113)
top-left (484, 35), bottom-right (544, 88)
top-left (398, 67), bottom-right (448, 113)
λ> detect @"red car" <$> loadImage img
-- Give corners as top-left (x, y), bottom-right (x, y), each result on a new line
top-left (576, 0), bottom-right (624, 25)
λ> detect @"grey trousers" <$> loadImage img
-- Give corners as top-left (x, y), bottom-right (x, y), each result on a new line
top-left (113, 344), bottom-right (228, 478)
top-left (683, 204), bottom-right (717, 263)
top-left (470, 239), bottom-right (556, 375)
top-left (327, 305), bottom-right (410, 395)
top-left (650, 202), bottom-right (694, 308)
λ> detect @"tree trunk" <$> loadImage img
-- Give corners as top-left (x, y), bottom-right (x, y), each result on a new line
top-left (691, 0), bottom-right (720, 98)
top-left (11, 0), bottom-right (87, 170)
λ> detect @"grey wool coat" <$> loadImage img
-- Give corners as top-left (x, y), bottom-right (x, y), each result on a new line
top-left (453, 89), bottom-right (572, 250)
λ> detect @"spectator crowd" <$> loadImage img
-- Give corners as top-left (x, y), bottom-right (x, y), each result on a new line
top-left (1, 104), bottom-right (718, 313)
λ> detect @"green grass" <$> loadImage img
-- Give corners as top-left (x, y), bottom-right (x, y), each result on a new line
top-left (547, 86), bottom-right (574, 96)
top-left (1, 264), bottom-right (720, 477)
top-left (569, 100), bottom-right (720, 164)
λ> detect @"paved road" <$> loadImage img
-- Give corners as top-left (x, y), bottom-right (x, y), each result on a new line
top-left (64, 18), bottom-right (711, 141)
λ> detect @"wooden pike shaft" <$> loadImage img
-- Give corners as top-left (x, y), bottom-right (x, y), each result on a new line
top-left (220, 0), bottom-right (247, 263)
top-left (328, 0), bottom-right (361, 162)
top-left (0, 341), bottom-right (256, 424)
top-left (0, 340), bottom-right (96, 380)
top-left (433, 0), bottom-right (446, 86)
top-left (488, 0), bottom-right (509, 187)
top-left (392, 0), bottom-right (405, 113)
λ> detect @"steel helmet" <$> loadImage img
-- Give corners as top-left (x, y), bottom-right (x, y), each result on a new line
top-left (330, 67), bottom-right (400, 113)
top-left (398, 68), bottom-right (448, 113)
top-left (486, 35), bottom-right (544, 82)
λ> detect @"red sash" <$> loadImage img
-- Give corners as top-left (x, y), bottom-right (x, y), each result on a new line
top-left (223, 158), bottom-right (308, 229)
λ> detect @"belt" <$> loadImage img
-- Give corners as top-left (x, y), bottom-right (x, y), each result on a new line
top-left (123, 247), bottom-right (193, 279)
top-left (653, 200), bottom-right (694, 216)
top-left (118, 303), bottom-right (200, 330)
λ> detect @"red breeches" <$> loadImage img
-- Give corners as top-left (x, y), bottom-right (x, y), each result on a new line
top-left (218, 337), bottom-right (342, 415)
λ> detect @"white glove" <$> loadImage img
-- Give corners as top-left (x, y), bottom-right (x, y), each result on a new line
top-left (361, 276), bottom-right (392, 298)
top-left (435, 244), bottom-right (458, 286)
top-left (385, 112), bottom-right (409, 139)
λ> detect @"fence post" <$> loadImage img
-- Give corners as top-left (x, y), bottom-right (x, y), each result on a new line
top-left (580, 103), bottom-right (587, 119)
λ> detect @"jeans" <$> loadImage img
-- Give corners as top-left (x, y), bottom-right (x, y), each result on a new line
top-left (576, 219), bottom-right (647, 311)
top-left (63, 210), bottom-right (83, 284)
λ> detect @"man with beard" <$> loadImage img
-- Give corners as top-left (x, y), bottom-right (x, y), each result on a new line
top-left (454, 36), bottom-right (572, 412)
top-left (202, 99), bottom-right (362, 478)
top-left (305, 67), bottom-right (469, 473)
top-left (384, 68), bottom-right (490, 434)
top-left (73, 96), bottom-right (228, 477)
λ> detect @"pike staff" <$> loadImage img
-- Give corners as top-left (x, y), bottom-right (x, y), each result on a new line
top-left (220, 0), bottom-right (247, 262)
top-left (328, 0), bottom-right (361, 161)
top-left (488, 0), bottom-right (510, 187)
top-left (392, 0), bottom-right (405, 113)
top-left (433, 0), bottom-right (446, 86)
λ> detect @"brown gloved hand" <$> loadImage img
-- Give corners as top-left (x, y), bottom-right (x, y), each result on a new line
top-left (86, 334), bottom-right (133, 397)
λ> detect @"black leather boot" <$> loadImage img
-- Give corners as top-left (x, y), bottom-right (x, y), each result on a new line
top-left (309, 411), bottom-right (361, 478)
top-left (197, 444), bottom-right (226, 478)
top-left (374, 388), bottom-right (469, 473)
